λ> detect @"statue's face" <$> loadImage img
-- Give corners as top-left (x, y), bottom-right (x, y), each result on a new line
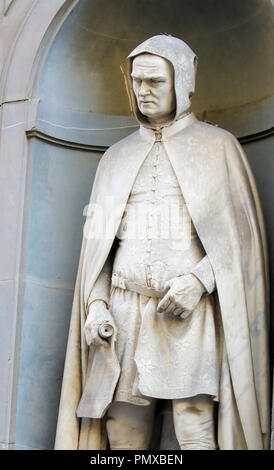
top-left (131, 54), bottom-right (176, 125)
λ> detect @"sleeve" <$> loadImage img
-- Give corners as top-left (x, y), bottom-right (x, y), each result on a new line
top-left (190, 255), bottom-right (216, 294)
top-left (87, 237), bottom-right (118, 309)
top-left (87, 259), bottom-right (112, 309)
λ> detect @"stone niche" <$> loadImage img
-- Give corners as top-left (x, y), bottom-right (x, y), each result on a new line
top-left (10, 0), bottom-right (273, 450)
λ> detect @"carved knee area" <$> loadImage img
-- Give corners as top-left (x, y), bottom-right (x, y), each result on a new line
top-left (173, 396), bottom-right (217, 450)
top-left (106, 402), bottom-right (155, 450)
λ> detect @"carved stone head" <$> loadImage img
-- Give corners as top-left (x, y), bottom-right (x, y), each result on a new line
top-left (127, 35), bottom-right (197, 125)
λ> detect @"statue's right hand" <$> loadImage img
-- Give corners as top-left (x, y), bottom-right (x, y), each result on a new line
top-left (84, 300), bottom-right (116, 347)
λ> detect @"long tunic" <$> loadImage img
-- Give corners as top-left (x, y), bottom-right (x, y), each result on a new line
top-left (110, 134), bottom-right (221, 405)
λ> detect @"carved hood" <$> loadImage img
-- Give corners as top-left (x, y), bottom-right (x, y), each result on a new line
top-left (126, 34), bottom-right (197, 124)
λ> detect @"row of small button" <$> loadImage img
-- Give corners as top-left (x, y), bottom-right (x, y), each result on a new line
top-left (145, 140), bottom-right (161, 287)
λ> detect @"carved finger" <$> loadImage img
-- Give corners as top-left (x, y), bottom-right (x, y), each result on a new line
top-left (165, 302), bottom-right (177, 314)
top-left (157, 296), bottom-right (171, 313)
top-left (173, 307), bottom-right (182, 316)
top-left (84, 326), bottom-right (92, 345)
top-left (180, 309), bottom-right (191, 320)
top-left (85, 333), bottom-right (91, 346)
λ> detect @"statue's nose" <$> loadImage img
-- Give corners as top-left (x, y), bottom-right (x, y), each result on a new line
top-left (139, 83), bottom-right (150, 96)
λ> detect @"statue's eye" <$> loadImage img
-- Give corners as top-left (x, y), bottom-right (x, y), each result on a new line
top-left (150, 79), bottom-right (164, 85)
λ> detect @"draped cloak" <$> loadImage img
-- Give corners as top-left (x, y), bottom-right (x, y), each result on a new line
top-left (54, 36), bottom-right (270, 450)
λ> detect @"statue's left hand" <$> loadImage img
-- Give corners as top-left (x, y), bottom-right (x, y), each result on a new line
top-left (157, 274), bottom-right (205, 319)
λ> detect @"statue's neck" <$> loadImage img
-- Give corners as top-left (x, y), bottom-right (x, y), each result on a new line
top-left (147, 110), bottom-right (176, 128)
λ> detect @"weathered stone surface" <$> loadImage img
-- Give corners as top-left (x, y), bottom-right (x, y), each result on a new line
top-left (0, 0), bottom-right (273, 450)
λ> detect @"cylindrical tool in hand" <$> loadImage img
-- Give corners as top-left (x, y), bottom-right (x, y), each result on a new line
top-left (98, 322), bottom-right (114, 339)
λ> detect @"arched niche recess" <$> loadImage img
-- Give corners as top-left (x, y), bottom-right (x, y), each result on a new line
top-left (1, 0), bottom-right (272, 450)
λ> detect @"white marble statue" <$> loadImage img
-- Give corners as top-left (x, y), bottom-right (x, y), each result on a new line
top-left (55, 35), bottom-right (270, 450)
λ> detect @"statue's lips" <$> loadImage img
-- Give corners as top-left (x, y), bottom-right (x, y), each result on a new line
top-left (139, 101), bottom-right (155, 105)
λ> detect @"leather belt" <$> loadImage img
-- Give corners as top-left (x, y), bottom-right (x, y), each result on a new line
top-left (111, 273), bottom-right (167, 299)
